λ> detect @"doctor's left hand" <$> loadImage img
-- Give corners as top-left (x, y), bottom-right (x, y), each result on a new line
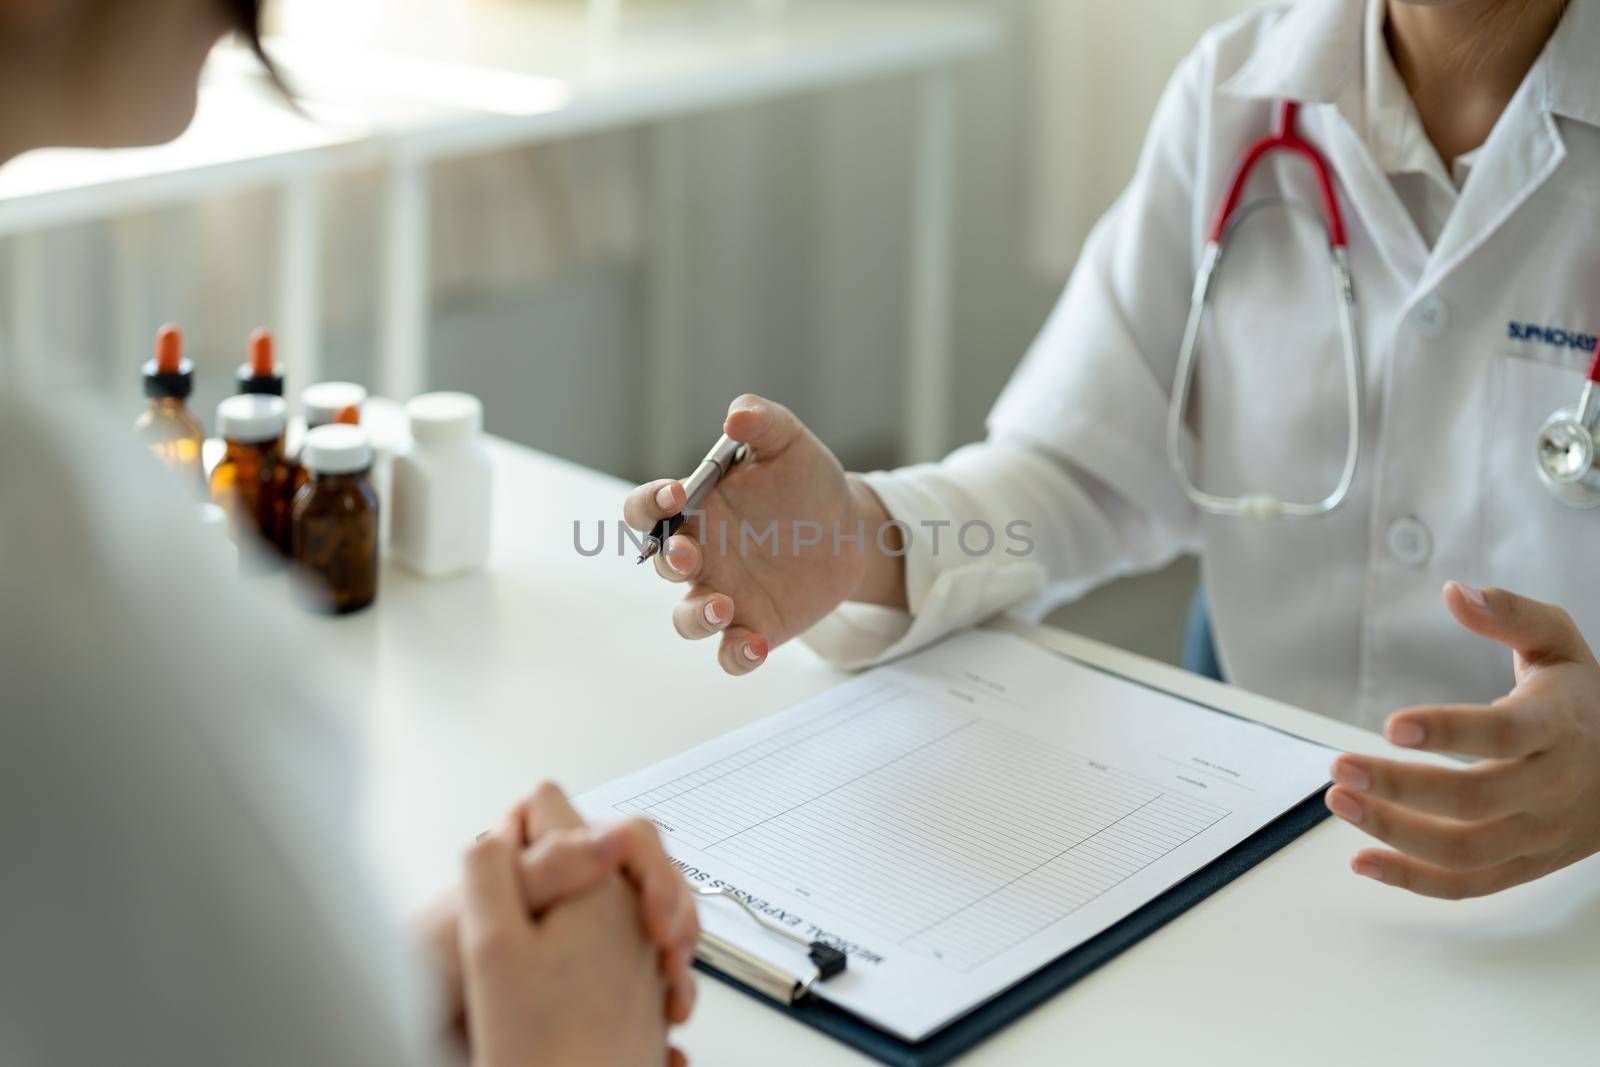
top-left (1325, 582), bottom-right (1600, 898)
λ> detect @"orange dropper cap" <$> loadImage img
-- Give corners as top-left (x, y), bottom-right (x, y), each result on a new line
top-left (143, 323), bottom-right (194, 399)
top-left (334, 404), bottom-right (361, 426)
top-left (156, 324), bottom-right (183, 373)
top-left (249, 329), bottom-right (275, 376)
top-left (236, 326), bottom-right (285, 397)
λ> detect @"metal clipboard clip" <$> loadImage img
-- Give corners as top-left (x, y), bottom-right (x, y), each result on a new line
top-left (689, 885), bottom-right (847, 1006)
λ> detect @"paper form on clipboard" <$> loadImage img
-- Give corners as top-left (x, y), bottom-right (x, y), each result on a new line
top-left (576, 628), bottom-right (1333, 1042)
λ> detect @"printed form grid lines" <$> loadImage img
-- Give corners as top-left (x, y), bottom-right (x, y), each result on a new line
top-left (620, 680), bottom-right (1230, 972)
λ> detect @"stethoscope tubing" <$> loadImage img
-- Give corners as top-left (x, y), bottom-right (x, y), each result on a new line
top-left (1167, 99), bottom-right (1364, 521)
top-left (1172, 101), bottom-right (1600, 522)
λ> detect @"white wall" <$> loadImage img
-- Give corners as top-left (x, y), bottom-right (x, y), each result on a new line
top-left (426, 0), bottom-right (1264, 477)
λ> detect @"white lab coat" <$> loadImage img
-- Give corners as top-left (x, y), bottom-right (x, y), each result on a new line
top-left (804, 0), bottom-right (1600, 729)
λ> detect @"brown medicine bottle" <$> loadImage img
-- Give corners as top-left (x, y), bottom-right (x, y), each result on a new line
top-left (134, 323), bottom-right (205, 495)
top-left (211, 394), bottom-right (290, 558)
top-left (292, 424), bottom-right (379, 615)
top-left (288, 381), bottom-right (367, 500)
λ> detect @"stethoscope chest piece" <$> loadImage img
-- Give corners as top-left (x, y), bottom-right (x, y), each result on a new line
top-left (1536, 392), bottom-right (1600, 509)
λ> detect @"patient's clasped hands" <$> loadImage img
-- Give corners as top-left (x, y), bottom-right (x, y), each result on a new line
top-left (420, 782), bottom-right (700, 1066)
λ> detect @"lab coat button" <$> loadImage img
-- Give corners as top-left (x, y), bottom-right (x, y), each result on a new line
top-left (1412, 296), bottom-right (1449, 337)
top-left (1385, 517), bottom-right (1432, 567)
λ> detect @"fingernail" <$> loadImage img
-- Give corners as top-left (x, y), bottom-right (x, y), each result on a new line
top-left (1453, 581), bottom-right (1488, 609)
top-left (1331, 761), bottom-right (1371, 792)
top-left (1352, 858), bottom-right (1384, 881)
top-left (741, 642), bottom-right (761, 662)
top-left (1327, 790), bottom-right (1364, 824)
top-left (704, 599), bottom-right (726, 626)
top-left (1388, 720), bottom-right (1426, 747)
top-left (656, 484), bottom-right (677, 511)
top-left (666, 544), bottom-right (689, 574)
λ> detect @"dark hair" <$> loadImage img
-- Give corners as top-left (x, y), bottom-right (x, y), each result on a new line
top-left (225, 0), bottom-right (263, 49)
top-left (223, 0), bottom-right (289, 95)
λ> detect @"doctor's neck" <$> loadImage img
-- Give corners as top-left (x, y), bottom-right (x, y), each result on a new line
top-left (1386, 0), bottom-right (1566, 162)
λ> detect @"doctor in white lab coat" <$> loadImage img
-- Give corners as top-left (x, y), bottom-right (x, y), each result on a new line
top-left (627, 0), bottom-right (1600, 900)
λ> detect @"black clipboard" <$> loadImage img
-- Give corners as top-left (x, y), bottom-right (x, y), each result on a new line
top-left (695, 787), bottom-right (1329, 1066)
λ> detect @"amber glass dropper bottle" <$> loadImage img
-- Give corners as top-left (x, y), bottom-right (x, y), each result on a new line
top-left (235, 327), bottom-right (285, 397)
top-left (134, 323), bottom-right (206, 495)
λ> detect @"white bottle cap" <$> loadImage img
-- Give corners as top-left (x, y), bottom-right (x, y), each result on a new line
top-left (406, 391), bottom-right (483, 445)
top-left (302, 381), bottom-right (368, 428)
top-left (302, 424), bottom-right (373, 475)
top-left (216, 394), bottom-right (287, 444)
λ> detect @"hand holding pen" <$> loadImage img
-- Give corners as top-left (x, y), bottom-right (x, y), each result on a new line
top-left (623, 394), bottom-right (903, 675)
top-left (636, 434), bottom-right (748, 565)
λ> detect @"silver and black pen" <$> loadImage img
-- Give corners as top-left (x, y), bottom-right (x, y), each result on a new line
top-left (637, 434), bottom-right (749, 564)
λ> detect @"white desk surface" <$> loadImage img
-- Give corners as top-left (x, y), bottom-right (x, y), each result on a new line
top-left (302, 437), bottom-right (1599, 1066)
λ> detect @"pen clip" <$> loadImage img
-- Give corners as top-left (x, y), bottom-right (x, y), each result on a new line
top-left (689, 883), bottom-right (847, 998)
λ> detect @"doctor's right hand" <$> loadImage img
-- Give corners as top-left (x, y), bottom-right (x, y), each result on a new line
top-left (624, 394), bottom-right (907, 674)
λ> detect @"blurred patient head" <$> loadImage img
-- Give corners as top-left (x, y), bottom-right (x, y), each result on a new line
top-left (0, 0), bottom-right (263, 158)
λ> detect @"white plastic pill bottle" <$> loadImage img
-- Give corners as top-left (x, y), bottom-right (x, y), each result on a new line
top-left (390, 392), bottom-right (493, 578)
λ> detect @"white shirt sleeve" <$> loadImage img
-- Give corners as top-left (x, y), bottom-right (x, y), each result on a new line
top-left (803, 46), bottom-right (1209, 669)
top-left (0, 395), bottom-right (443, 1067)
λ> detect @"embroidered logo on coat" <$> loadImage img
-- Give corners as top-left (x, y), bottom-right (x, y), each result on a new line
top-left (1508, 321), bottom-right (1599, 353)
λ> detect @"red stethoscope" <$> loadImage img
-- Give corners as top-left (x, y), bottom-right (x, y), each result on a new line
top-left (1166, 99), bottom-right (1364, 520)
top-left (1169, 99), bottom-right (1600, 516)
